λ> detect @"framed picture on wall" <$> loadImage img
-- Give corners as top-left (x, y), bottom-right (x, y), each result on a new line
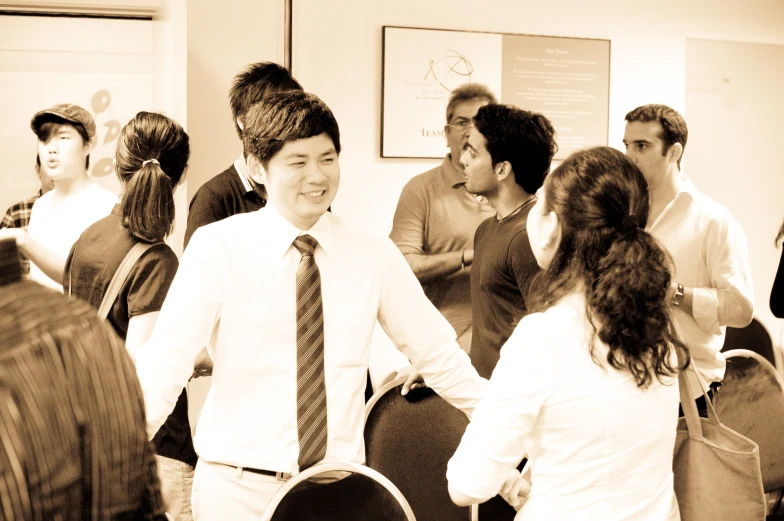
top-left (381, 26), bottom-right (611, 160)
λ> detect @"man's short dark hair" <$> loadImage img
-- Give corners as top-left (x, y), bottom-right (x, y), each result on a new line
top-left (446, 83), bottom-right (497, 123)
top-left (242, 91), bottom-right (341, 168)
top-left (473, 103), bottom-right (557, 194)
top-left (35, 118), bottom-right (91, 169)
top-left (625, 104), bottom-right (688, 168)
top-left (229, 62), bottom-right (303, 139)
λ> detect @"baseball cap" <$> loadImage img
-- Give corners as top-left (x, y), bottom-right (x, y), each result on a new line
top-left (30, 103), bottom-right (96, 143)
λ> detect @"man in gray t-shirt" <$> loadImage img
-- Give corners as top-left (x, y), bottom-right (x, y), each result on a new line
top-left (390, 84), bottom-right (496, 351)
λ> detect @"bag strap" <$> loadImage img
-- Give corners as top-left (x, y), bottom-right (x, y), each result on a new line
top-left (97, 242), bottom-right (158, 320)
top-left (678, 361), bottom-right (722, 440)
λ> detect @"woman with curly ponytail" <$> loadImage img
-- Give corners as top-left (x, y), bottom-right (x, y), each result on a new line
top-left (448, 147), bottom-right (685, 520)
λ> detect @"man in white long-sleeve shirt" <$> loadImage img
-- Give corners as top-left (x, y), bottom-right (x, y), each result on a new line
top-left (134, 90), bottom-right (487, 520)
top-left (623, 104), bottom-right (754, 411)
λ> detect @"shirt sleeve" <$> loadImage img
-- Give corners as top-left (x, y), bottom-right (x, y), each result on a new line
top-left (692, 213), bottom-right (754, 333)
top-left (135, 227), bottom-right (227, 438)
top-left (771, 248), bottom-right (784, 318)
top-left (508, 229), bottom-right (540, 305)
top-left (389, 176), bottom-right (428, 255)
top-left (375, 237), bottom-right (487, 416)
top-left (447, 314), bottom-right (551, 502)
top-left (184, 184), bottom-right (224, 250)
top-left (125, 244), bottom-right (179, 317)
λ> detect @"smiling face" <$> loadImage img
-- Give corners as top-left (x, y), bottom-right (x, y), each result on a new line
top-left (37, 123), bottom-right (90, 181)
top-left (253, 132), bottom-right (339, 230)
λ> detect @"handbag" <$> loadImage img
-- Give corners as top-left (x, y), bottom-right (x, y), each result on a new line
top-left (673, 364), bottom-right (766, 520)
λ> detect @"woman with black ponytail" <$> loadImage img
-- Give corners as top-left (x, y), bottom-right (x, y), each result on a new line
top-left (447, 147), bottom-right (686, 520)
top-left (64, 111), bottom-right (197, 520)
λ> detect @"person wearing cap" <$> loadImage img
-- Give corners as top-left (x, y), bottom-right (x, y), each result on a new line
top-left (0, 104), bottom-right (116, 291)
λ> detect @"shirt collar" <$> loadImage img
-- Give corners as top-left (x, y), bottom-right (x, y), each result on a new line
top-left (262, 203), bottom-right (334, 261)
top-left (441, 154), bottom-right (468, 188)
top-left (647, 176), bottom-right (697, 231)
top-left (234, 155), bottom-right (255, 194)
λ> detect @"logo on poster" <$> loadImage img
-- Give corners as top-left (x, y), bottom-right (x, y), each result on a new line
top-left (424, 49), bottom-right (473, 92)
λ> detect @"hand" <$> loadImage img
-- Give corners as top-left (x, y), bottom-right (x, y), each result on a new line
top-left (191, 347), bottom-right (214, 379)
top-left (499, 468), bottom-right (531, 511)
top-left (0, 228), bottom-right (26, 247)
top-left (396, 365), bottom-right (426, 396)
top-left (463, 248), bottom-right (474, 267)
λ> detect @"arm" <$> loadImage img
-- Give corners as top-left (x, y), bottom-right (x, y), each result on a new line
top-left (771, 248), bottom-right (784, 318)
top-left (447, 319), bottom-right (549, 505)
top-left (135, 229), bottom-right (225, 438)
top-left (376, 238), bottom-right (487, 417)
top-left (390, 177), bottom-right (472, 283)
top-left (679, 216), bottom-right (754, 334)
top-left (0, 228), bottom-right (66, 283)
top-left (126, 312), bottom-right (160, 360)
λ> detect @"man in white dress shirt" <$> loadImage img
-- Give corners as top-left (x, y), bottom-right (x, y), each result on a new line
top-left (623, 104), bottom-right (754, 411)
top-left (134, 91), bottom-right (487, 520)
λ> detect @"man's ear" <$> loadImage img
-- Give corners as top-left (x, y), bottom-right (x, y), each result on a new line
top-left (246, 154), bottom-right (268, 185)
top-left (495, 161), bottom-right (512, 181)
top-left (668, 142), bottom-right (683, 165)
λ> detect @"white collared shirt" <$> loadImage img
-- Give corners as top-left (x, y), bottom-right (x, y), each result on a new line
top-left (135, 204), bottom-right (487, 474)
top-left (447, 293), bottom-right (680, 520)
top-left (647, 178), bottom-right (753, 395)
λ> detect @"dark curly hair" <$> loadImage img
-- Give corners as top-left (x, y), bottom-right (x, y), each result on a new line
top-left (528, 146), bottom-right (688, 388)
top-left (472, 104), bottom-right (557, 194)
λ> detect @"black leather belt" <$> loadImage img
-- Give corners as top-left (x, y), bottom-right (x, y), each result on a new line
top-left (228, 464), bottom-right (291, 481)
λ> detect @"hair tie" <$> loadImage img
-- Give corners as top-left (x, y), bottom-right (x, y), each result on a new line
top-left (619, 215), bottom-right (641, 233)
top-left (142, 158), bottom-right (160, 167)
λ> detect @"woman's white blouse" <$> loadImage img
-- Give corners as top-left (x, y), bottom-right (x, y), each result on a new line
top-left (447, 293), bottom-right (681, 520)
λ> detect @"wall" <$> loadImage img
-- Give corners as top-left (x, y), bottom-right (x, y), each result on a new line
top-left (185, 0), bottom-right (285, 201)
top-left (0, 14), bottom-right (154, 212)
top-left (291, 0), bottom-right (784, 361)
top-left (686, 38), bottom-right (784, 348)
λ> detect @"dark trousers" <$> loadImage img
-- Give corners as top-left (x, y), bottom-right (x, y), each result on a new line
top-left (678, 382), bottom-right (721, 418)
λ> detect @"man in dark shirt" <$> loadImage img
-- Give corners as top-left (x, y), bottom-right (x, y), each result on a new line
top-left (0, 238), bottom-right (166, 521)
top-left (184, 62), bottom-right (303, 248)
top-left (461, 104), bottom-right (557, 378)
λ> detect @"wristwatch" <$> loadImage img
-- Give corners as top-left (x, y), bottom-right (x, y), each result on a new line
top-left (672, 283), bottom-right (685, 307)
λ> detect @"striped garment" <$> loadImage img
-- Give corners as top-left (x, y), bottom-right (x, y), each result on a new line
top-left (0, 192), bottom-right (41, 276)
top-left (0, 279), bottom-right (167, 521)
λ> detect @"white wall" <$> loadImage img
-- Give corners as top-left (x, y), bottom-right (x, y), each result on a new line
top-left (0, 15), bottom-right (154, 212)
top-left (292, 0), bottom-right (783, 236)
top-left (291, 0), bottom-right (784, 358)
top-left (686, 38), bottom-right (784, 349)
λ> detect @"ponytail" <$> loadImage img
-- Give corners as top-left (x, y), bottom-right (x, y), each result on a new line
top-left (121, 161), bottom-right (174, 242)
top-left (588, 227), bottom-right (688, 388)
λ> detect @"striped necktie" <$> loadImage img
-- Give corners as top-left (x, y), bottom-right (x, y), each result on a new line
top-left (292, 234), bottom-right (328, 470)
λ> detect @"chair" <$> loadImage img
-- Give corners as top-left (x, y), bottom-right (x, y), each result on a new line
top-left (261, 461), bottom-right (416, 521)
top-left (364, 377), bottom-right (517, 521)
top-left (722, 318), bottom-right (777, 369)
top-left (713, 349), bottom-right (784, 516)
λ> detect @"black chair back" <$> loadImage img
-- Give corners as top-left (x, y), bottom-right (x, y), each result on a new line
top-left (722, 318), bottom-right (776, 368)
top-left (365, 377), bottom-right (470, 521)
top-left (262, 461), bottom-right (415, 521)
